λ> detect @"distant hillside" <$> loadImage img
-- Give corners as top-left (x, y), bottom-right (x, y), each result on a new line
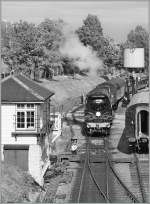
top-left (41, 74), bottom-right (105, 111)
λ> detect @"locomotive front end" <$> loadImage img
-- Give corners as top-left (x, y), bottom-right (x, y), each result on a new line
top-left (85, 95), bottom-right (112, 135)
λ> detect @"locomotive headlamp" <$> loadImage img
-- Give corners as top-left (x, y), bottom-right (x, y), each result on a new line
top-left (96, 112), bottom-right (101, 117)
top-left (95, 99), bottom-right (103, 103)
top-left (131, 120), bottom-right (134, 126)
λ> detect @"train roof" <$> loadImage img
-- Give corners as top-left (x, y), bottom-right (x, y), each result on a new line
top-left (96, 77), bottom-right (125, 91)
top-left (108, 77), bottom-right (125, 88)
top-left (87, 86), bottom-right (109, 97)
top-left (87, 77), bottom-right (125, 97)
top-left (128, 89), bottom-right (149, 108)
top-left (95, 82), bottom-right (111, 89)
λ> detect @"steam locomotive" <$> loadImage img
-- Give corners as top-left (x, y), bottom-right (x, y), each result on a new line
top-left (84, 77), bottom-right (126, 135)
top-left (84, 74), bottom-right (148, 135)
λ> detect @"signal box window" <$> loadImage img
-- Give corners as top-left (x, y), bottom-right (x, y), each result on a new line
top-left (17, 112), bottom-right (25, 128)
top-left (16, 104), bottom-right (35, 130)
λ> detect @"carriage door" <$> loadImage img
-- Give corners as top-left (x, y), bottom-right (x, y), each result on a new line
top-left (137, 110), bottom-right (149, 138)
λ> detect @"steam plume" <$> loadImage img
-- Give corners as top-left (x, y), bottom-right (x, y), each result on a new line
top-left (59, 25), bottom-right (103, 76)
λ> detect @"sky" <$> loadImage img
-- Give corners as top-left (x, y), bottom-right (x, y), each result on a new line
top-left (1, 0), bottom-right (149, 43)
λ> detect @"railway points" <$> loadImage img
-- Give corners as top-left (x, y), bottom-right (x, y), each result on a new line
top-left (55, 100), bottom-right (149, 203)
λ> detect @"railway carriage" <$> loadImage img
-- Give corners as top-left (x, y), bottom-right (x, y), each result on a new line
top-left (136, 75), bottom-right (149, 90)
top-left (122, 89), bottom-right (149, 153)
top-left (126, 74), bottom-right (149, 94)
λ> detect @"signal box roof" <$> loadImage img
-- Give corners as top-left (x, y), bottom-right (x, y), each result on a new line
top-left (1, 74), bottom-right (54, 103)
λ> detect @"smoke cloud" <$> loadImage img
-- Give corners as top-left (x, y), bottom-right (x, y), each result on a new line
top-left (59, 25), bottom-right (103, 76)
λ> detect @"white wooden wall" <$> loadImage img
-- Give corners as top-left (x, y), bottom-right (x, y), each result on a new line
top-left (1, 104), bottom-right (38, 144)
top-left (1, 103), bottom-right (51, 186)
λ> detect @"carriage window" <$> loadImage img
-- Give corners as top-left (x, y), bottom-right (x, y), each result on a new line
top-left (138, 110), bottom-right (149, 135)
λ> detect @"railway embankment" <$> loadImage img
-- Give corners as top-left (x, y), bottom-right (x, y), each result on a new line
top-left (40, 74), bottom-right (105, 112)
top-left (1, 161), bottom-right (42, 203)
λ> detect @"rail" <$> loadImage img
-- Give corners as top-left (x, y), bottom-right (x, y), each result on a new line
top-left (87, 136), bottom-right (111, 203)
top-left (107, 155), bottom-right (140, 203)
top-left (77, 142), bottom-right (88, 203)
top-left (77, 135), bottom-right (141, 203)
top-left (102, 136), bottom-right (140, 203)
top-left (133, 153), bottom-right (146, 202)
top-left (87, 158), bottom-right (111, 202)
top-left (71, 104), bottom-right (144, 203)
top-left (77, 133), bottom-right (111, 203)
top-left (103, 137), bottom-right (140, 203)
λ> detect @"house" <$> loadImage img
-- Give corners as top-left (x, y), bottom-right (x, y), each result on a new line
top-left (1, 74), bottom-right (54, 185)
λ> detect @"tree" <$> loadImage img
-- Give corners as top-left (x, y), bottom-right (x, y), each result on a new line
top-left (62, 56), bottom-right (80, 76)
top-left (125, 25), bottom-right (149, 70)
top-left (76, 14), bottom-right (122, 70)
top-left (1, 19), bottom-right (65, 79)
top-left (39, 48), bottom-right (63, 79)
top-left (37, 19), bottom-right (64, 51)
top-left (101, 37), bottom-right (123, 69)
top-left (37, 19), bottom-right (64, 78)
top-left (1, 21), bottom-right (11, 48)
top-left (1, 21), bottom-right (41, 79)
top-left (76, 14), bottom-right (104, 56)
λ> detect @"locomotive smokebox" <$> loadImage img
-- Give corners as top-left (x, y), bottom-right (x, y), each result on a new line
top-left (124, 48), bottom-right (144, 69)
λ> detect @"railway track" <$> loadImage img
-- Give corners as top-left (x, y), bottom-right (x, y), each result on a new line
top-left (77, 136), bottom-right (110, 203)
top-left (75, 134), bottom-right (141, 203)
top-left (109, 108), bottom-right (149, 203)
top-left (131, 154), bottom-right (149, 202)
top-left (59, 104), bottom-right (148, 203)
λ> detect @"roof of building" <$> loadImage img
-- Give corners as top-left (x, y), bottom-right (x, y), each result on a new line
top-left (1, 74), bottom-right (54, 103)
top-left (128, 88), bottom-right (149, 108)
